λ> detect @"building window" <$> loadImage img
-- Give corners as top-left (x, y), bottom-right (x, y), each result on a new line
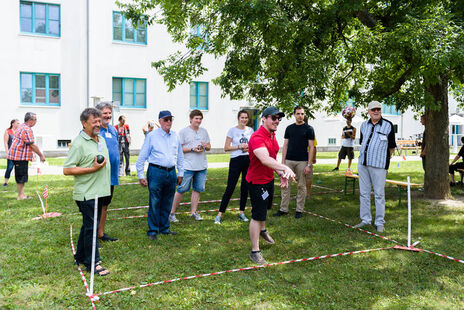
top-left (20, 1), bottom-right (60, 36)
top-left (112, 78), bottom-right (146, 108)
top-left (191, 25), bottom-right (209, 50)
top-left (20, 72), bottom-right (60, 106)
top-left (328, 138), bottom-right (336, 145)
top-left (190, 82), bottom-right (208, 110)
top-left (57, 139), bottom-right (71, 148)
top-left (113, 12), bottom-right (146, 44)
top-left (382, 104), bottom-right (399, 115)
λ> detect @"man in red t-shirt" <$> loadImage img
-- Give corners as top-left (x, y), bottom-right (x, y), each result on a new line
top-left (115, 115), bottom-right (131, 176)
top-left (247, 107), bottom-right (295, 265)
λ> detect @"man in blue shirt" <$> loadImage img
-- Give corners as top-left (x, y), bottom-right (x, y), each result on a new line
top-left (136, 110), bottom-right (184, 240)
top-left (354, 101), bottom-right (396, 233)
top-left (96, 102), bottom-right (120, 242)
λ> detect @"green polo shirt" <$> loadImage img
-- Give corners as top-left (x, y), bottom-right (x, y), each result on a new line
top-left (64, 131), bottom-right (111, 201)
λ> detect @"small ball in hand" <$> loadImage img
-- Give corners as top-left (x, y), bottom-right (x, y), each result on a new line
top-left (96, 155), bottom-right (105, 164)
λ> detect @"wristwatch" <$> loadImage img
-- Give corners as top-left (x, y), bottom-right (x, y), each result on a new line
top-left (307, 163), bottom-right (313, 168)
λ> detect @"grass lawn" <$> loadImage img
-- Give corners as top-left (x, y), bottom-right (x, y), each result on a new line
top-left (1, 161), bottom-right (464, 308)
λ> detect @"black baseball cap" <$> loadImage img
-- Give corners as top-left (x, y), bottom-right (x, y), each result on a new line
top-left (262, 107), bottom-right (285, 118)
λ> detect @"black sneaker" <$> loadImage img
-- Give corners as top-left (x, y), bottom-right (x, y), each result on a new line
top-left (295, 212), bottom-right (303, 219)
top-left (273, 210), bottom-right (288, 217)
top-left (260, 230), bottom-right (275, 245)
top-left (98, 233), bottom-right (118, 242)
top-left (332, 167), bottom-right (339, 171)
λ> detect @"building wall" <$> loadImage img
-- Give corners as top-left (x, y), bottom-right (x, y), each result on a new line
top-left (1, 0), bottom-right (429, 156)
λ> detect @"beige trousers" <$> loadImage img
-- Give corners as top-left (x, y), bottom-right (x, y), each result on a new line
top-left (280, 160), bottom-right (312, 213)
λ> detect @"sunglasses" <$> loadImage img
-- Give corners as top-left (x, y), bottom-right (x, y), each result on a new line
top-left (370, 108), bottom-right (381, 112)
top-left (270, 115), bottom-right (282, 121)
top-left (162, 117), bottom-right (173, 122)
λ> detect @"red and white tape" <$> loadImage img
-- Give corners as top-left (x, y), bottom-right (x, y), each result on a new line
top-left (420, 248), bottom-right (464, 265)
top-left (114, 206), bottom-right (253, 220)
top-left (120, 177), bottom-right (227, 186)
top-left (303, 210), bottom-right (401, 244)
top-left (96, 246), bottom-right (392, 297)
top-left (70, 225), bottom-right (97, 310)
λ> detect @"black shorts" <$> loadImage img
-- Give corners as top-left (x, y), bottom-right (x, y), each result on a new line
top-left (13, 160), bottom-right (29, 184)
top-left (100, 185), bottom-right (115, 206)
top-left (248, 180), bottom-right (274, 221)
top-left (338, 146), bottom-right (354, 160)
top-left (449, 162), bottom-right (464, 174)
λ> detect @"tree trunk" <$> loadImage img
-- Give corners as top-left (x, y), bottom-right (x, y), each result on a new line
top-left (424, 75), bottom-right (450, 199)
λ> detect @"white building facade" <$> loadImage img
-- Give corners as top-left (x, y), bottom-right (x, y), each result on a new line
top-left (2, 0), bottom-right (437, 156)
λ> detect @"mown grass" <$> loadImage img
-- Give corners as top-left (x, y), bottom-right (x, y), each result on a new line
top-left (1, 160), bottom-right (464, 309)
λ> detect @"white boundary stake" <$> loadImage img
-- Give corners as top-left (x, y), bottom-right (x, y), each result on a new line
top-left (36, 191), bottom-right (46, 215)
top-left (407, 176), bottom-right (411, 247)
top-left (88, 196), bottom-right (99, 301)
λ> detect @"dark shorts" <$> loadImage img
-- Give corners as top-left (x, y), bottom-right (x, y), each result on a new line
top-left (338, 146), bottom-right (354, 160)
top-left (100, 185), bottom-right (115, 206)
top-left (248, 180), bottom-right (274, 221)
top-left (449, 162), bottom-right (464, 174)
top-left (13, 160), bottom-right (29, 184)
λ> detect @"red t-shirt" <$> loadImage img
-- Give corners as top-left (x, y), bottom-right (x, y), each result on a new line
top-left (246, 125), bottom-right (279, 185)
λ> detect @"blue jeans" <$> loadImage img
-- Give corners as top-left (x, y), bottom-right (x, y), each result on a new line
top-left (4, 159), bottom-right (14, 179)
top-left (147, 165), bottom-right (177, 236)
top-left (176, 169), bottom-right (207, 193)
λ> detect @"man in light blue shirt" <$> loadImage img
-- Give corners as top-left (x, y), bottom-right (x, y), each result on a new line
top-left (136, 110), bottom-right (184, 240)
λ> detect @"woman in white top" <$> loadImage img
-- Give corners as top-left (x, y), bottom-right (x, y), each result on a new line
top-left (215, 110), bottom-right (254, 224)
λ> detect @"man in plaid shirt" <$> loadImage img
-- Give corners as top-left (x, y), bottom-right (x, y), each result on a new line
top-left (7, 112), bottom-right (45, 200)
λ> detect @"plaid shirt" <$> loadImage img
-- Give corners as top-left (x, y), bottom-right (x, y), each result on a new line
top-left (7, 123), bottom-right (35, 161)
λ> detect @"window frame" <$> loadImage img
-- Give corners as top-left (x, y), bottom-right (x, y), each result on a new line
top-left (112, 11), bottom-right (147, 45)
top-left (19, 1), bottom-right (61, 37)
top-left (20, 72), bottom-right (61, 107)
top-left (382, 104), bottom-right (400, 116)
top-left (189, 81), bottom-right (209, 110)
top-left (112, 77), bottom-right (147, 108)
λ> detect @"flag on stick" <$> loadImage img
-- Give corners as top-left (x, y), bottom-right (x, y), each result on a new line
top-left (43, 186), bottom-right (49, 199)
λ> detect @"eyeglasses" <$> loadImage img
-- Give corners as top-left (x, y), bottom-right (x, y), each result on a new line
top-left (270, 115), bottom-right (282, 121)
top-left (370, 108), bottom-right (381, 112)
top-left (162, 117), bottom-right (173, 122)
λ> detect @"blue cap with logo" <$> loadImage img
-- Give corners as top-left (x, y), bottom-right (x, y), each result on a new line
top-left (158, 110), bottom-right (173, 119)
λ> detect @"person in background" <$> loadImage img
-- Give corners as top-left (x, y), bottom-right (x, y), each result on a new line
top-left (170, 109), bottom-right (211, 222)
top-left (274, 106), bottom-right (315, 219)
top-left (7, 112), bottom-right (46, 200)
top-left (95, 102), bottom-right (120, 243)
top-left (115, 115), bottom-right (131, 176)
top-left (448, 136), bottom-right (464, 186)
top-left (353, 101), bottom-right (396, 233)
top-left (332, 118), bottom-right (356, 171)
top-left (420, 115), bottom-right (426, 171)
top-left (63, 108), bottom-right (111, 276)
top-left (215, 110), bottom-right (254, 224)
top-left (3, 119), bottom-right (20, 187)
top-left (142, 120), bottom-right (159, 137)
top-left (136, 110), bottom-right (184, 240)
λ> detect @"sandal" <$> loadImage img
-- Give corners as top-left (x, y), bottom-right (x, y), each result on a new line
top-left (86, 265), bottom-right (110, 276)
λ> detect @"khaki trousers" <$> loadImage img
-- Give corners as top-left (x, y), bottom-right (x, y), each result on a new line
top-left (280, 160), bottom-right (312, 213)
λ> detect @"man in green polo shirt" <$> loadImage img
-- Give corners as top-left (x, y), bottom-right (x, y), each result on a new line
top-left (64, 108), bottom-right (111, 276)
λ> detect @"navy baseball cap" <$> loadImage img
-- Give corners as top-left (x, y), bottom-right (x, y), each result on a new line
top-left (158, 110), bottom-right (173, 119)
top-left (262, 106), bottom-right (285, 118)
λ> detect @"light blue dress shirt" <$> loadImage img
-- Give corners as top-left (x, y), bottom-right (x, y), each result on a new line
top-left (136, 128), bottom-right (184, 179)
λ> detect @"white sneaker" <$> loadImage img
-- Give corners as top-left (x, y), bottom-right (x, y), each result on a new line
top-left (353, 222), bottom-right (368, 228)
top-left (238, 213), bottom-right (249, 222)
top-left (214, 215), bottom-right (221, 224)
top-left (169, 214), bottom-right (178, 223)
top-left (191, 212), bottom-right (203, 221)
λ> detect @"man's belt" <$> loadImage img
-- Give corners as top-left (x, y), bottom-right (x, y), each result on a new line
top-left (149, 163), bottom-right (175, 172)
